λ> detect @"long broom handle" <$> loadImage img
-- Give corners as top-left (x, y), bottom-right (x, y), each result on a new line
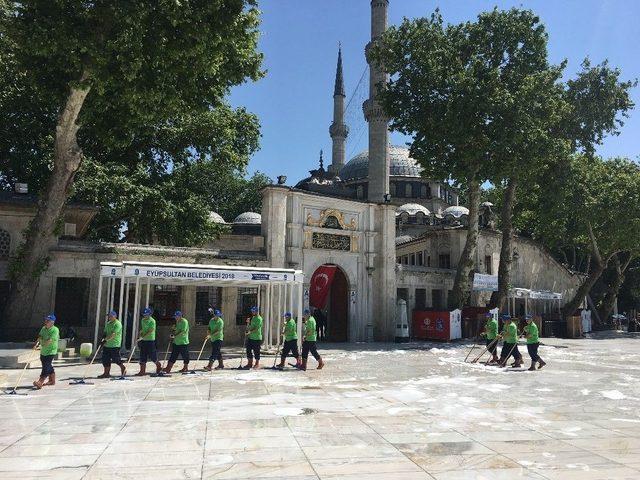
top-left (81, 343), bottom-right (103, 380)
top-left (194, 337), bottom-right (208, 368)
top-left (162, 337), bottom-right (172, 368)
top-left (464, 334), bottom-right (482, 362)
top-left (124, 340), bottom-right (138, 372)
top-left (11, 340), bottom-right (40, 392)
top-left (501, 330), bottom-right (524, 364)
top-left (471, 336), bottom-right (500, 363)
top-left (272, 326), bottom-right (285, 367)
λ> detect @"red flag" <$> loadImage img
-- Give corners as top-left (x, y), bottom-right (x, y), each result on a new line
top-left (309, 265), bottom-right (337, 309)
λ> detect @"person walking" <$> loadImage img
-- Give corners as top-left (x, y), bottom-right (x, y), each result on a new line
top-left (98, 310), bottom-right (126, 378)
top-left (164, 311), bottom-right (190, 373)
top-left (243, 306), bottom-right (263, 369)
top-left (136, 307), bottom-right (162, 376)
top-left (277, 312), bottom-right (301, 370)
top-left (301, 309), bottom-right (324, 371)
top-left (523, 314), bottom-right (546, 370)
top-left (204, 309), bottom-right (224, 371)
top-left (499, 314), bottom-right (523, 368)
top-left (33, 314), bottom-right (59, 389)
top-left (480, 312), bottom-right (500, 364)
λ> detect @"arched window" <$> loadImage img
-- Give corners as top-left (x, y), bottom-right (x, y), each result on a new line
top-left (405, 183), bottom-right (412, 198)
top-left (356, 185), bottom-right (364, 199)
top-left (415, 212), bottom-right (424, 224)
top-left (390, 182), bottom-right (396, 197)
top-left (420, 185), bottom-right (427, 198)
top-left (0, 229), bottom-right (10, 260)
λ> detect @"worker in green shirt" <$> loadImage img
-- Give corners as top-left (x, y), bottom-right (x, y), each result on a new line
top-left (499, 314), bottom-right (523, 368)
top-left (33, 314), bottom-right (59, 389)
top-left (480, 312), bottom-right (500, 364)
top-left (277, 312), bottom-right (301, 370)
top-left (204, 308), bottom-right (224, 371)
top-left (98, 310), bottom-right (126, 378)
top-left (243, 306), bottom-right (263, 370)
top-left (136, 307), bottom-right (162, 376)
top-left (301, 309), bottom-right (324, 371)
top-left (524, 314), bottom-right (546, 370)
top-left (165, 310), bottom-right (190, 373)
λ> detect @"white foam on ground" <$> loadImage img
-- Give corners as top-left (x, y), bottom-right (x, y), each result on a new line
top-left (601, 390), bottom-right (625, 400)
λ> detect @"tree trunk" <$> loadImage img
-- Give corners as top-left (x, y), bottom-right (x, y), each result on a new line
top-left (449, 176), bottom-right (481, 309)
top-left (562, 223), bottom-right (608, 319)
top-left (2, 79), bottom-right (91, 340)
top-left (598, 253), bottom-right (632, 322)
top-left (490, 177), bottom-right (516, 311)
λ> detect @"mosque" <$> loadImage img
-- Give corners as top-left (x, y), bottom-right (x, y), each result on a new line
top-left (0, 0), bottom-right (583, 345)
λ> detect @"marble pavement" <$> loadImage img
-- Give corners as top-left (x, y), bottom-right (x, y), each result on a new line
top-left (1, 332), bottom-right (639, 479)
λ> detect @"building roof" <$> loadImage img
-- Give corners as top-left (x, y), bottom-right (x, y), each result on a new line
top-left (397, 203), bottom-right (431, 216)
top-left (233, 212), bottom-right (261, 225)
top-left (339, 145), bottom-right (424, 182)
top-left (208, 211), bottom-right (226, 224)
top-left (443, 206), bottom-right (469, 218)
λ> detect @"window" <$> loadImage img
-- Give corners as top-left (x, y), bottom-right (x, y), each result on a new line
top-left (432, 289), bottom-right (443, 310)
top-left (396, 257), bottom-right (402, 264)
top-left (415, 289), bottom-right (427, 310)
top-left (236, 287), bottom-right (258, 325)
top-left (356, 185), bottom-right (364, 199)
top-left (485, 255), bottom-right (493, 275)
top-left (152, 285), bottom-right (181, 323)
top-left (195, 286), bottom-right (222, 325)
top-left (390, 182), bottom-right (396, 197)
top-left (438, 254), bottom-right (451, 269)
top-left (416, 251), bottom-right (423, 266)
top-left (0, 280), bottom-right (10, 313)
top-left (420, 185), bottom-right (427, 198)
top-left (410, 253), bottom-right (416, 265)
top-left (54, 277), bottom-right (90, 326)
top-left (426, 254), bottom-right (431, 267)
top-left (0, 229), bottom-right (10, 260)
top-left (402, 256), bottom-right (409, 265)
top-left (405, 183), bottom-right (412, 197)
top-left (397, 288), bottom-right (408, 301)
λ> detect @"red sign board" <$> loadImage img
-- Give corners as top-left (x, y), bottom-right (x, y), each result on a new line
top-left (412, 311), bottom-right (451, 341)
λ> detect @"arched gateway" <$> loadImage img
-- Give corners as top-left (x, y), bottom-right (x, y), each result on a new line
top-left (309, 264), bottom-right (349, 342)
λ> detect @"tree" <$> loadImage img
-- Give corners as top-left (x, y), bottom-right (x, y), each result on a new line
top-left (0, 1), bottom-right (263, 332)
top-left (371, 8), bottom-right (559, 308)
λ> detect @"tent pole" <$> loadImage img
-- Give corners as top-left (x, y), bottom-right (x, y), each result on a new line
top-left (109, 277), bottom-right (116, 313)
top-left (123, 281), bottom-right (130, 349)
top-left (296, 282), bottom-right (303, 349)
top-left (118, 269), bottom-right (125, 337)
top-left (145, 277), bottom-right (151, 310)
top-left (93, 274), bottom-right (104, 349)
top-left (132, 276), bottom-right (141, 343)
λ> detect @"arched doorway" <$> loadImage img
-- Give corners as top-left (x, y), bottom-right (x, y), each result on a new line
top-left (310, 264), bottom-right (349, 342)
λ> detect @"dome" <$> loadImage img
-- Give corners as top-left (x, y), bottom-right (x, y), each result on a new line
top-left (208, 211), bottom-right (226, 224)
top-left (443, 206), bottom-right (469, 218)
top-left (481, 201), bottom-right (494, 208)
top-left (233, 212), bottom-right (261, 225)
top-left (395, 235), bottom-right (414, 246)
top-left (397, 203), bottom-right (431, 216)
top-left (339, 145), bottom-right (423, 182)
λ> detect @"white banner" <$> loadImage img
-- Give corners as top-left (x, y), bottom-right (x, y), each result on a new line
top-left (124, 265), bottom-right (300, 283)
top-left (473, 273), bottom-right (498, 291)
top-left (100, 265), bottom-right (123, 277)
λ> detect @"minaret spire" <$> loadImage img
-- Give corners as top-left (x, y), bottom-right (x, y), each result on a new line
top-left (329, 45), bottom-right (348, 174)
top-left (364, 0), bottom-right (390, 202)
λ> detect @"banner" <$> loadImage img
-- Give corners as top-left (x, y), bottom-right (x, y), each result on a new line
top-left (309, 265), bottom-right (337, 309)
top-left (472, 273), bottom-right (498, 291)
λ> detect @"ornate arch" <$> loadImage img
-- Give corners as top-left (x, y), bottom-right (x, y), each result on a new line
top-left (0, 229), bottom-right (10, 260)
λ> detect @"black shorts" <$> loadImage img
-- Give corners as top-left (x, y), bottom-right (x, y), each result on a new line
top-left (500, 342), bottom-right (522, 360)
top-left (139, 340), bottom-right (158, 363)
top-left (302, 340), bottom-right (320, 361)
top-left (169, 344), bottom-right (190, 363)
top-left (102, 346), bottom-right (123, 366)
top-left (246, 338), bottom-right (261, 361)
top-left (281, 339), bottom-right (300, 359)
top-left (486, 338), bottom-right (498, 355)
top-left (40, 355), bottom-right (55, 377)
top-left (208, 340), bottom-right (223, 362)
top-left (527, 342), bottom-right (540, 361)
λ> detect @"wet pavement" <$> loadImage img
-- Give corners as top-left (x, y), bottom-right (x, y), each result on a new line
top-left (1, 332), bottom-right (639, 479)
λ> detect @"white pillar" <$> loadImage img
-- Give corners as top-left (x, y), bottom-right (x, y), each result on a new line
top-left (132, 277), bottom-right (141, 342)
top-left (93, 275), bottom-right (104, 348)
top-left (145, 277), bottom-right (151, 309)
top-left (123, 281), bottom-right (130, 348)
top-left (109, 277), bottom-right (116, 313)
top-left (296, 283), bottom-right (303, 348)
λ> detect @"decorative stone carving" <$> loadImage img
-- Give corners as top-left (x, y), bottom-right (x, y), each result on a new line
top-left (306, 208), bottom-right (357, 230)
top-left (311, 232), bottom-right (351, 251)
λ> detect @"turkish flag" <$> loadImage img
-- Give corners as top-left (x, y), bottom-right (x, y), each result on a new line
top-left (309, 265), bottom-right (337, 309)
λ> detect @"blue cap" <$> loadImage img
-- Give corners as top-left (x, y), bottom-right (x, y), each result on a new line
top-left (108, 310), bottom-right (117, 317)
top-left (500, 313), bottom-right (511, 320)
top-left (142, 307), bottom-right (152, 316)
top-left (485, 312), bottom-right (493, 318)
top-left (45, 314), bottom-right (56, 322)
top-left (525, 314), bottom-right (533, 320)
top-left (283, 312), bottom-right (292, 318)
top-left (303, 308), bottom-right (311, 315)
top-left (250, 306), bottom-right (258, 313)
top-left (214, 309), bottom-right (222, 316)
top-left (174, 310), bottom-right (182, 317)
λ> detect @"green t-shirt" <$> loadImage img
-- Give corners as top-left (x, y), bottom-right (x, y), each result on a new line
top-left (104, 319), bottom-right (122, 348)
top-left (173, 318), bottom-right (189, 345)
top-left (304, 316), bottom-right (317, 342)
top-left (503, 322), bottom-right (518, 343)
top-left (140, 316), bottom-right (156, 341)
top-left (39, 326), bottom-right (60, 356)
top-left (208, 317), bottom-right (224, 341)
top-left (283, 318), bottom-right (297, 341)
top-left (524, 322), bottom-right (539, 344)
top-left (485, 318), bottom-right (498, 340)
top-left (248, 315), bottom-right (263, 341)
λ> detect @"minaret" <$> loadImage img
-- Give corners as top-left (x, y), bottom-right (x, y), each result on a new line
top-left (364, 0), bottom-right (390, 202)
top-left (329, 46), bottom-right (348, 175)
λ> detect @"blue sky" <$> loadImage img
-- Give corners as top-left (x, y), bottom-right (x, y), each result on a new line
top-left (230, 0), bottom-right (640, 182)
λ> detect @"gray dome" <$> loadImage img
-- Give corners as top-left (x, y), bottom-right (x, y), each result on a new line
top-left (233, 212), bottom-right (261, 225)
top-left (339, 145), bottom-right (423, 182)
top-left (208, 211), bottom-right (226, 224)
top-left (397, 203), bottom-right (431, 216)
top-left (443, 206), bottom-right (469, 218)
